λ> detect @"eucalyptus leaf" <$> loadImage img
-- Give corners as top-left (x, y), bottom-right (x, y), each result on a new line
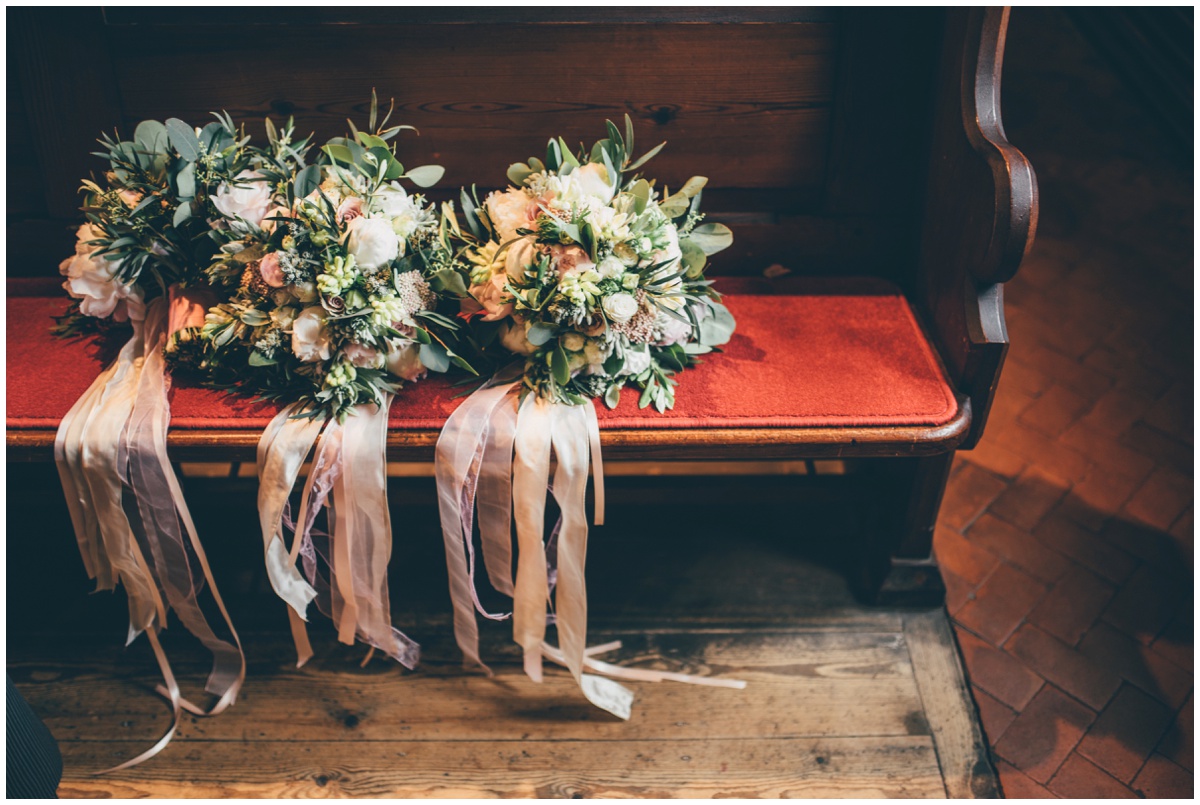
top-left (248, 351), bottom-right (277, 367)
top-left (294, 165), bottom-right (320, 199)
top-left (551, 344), bottom-right (571, 385)
top-left (405, 164), bottom-right (445, 188)
top-left (419, 342), bottom-right (451, 373)
top-left (134, 120), bottom-right (169, 155)
top-left (507, 162), bottom-right (533, 186)
top-left (604, 383), bottom-right (622, 410)
top-left (698, 302), bottom-right (736, 347)
top-left (165, 118), bottom-right (201, 162)
top-left (527, 322), bottom-right (557, 347)
top-left (679, 176), bottom-right (708, 198)
top-left (679, 237), bottom-right (708, 278)
top-left (322, 143), bottom-right (355, 164)
top-left (176, 162), bottom-right (196, 199)
top-left (173, 201), bottom-right (192, 227)
top-left (689, 222), bottom-right (735, 255)
top-left (630, 179), bottom-right (651, 214)
top-left (432, 268), bottom-right (467, 296)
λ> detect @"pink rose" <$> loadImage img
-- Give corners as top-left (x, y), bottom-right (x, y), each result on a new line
top-left (259, 252), bottom-right (285, 288)
top-left (167, 284), bottom-right (217, 335)
top-left (337, 196), bottom-right (364, 224)
top-left (549, 244), bottom-right (596, 278)
top-left (468, 271), bottom-right (514, 322)
top-left (342, 342), bottom-right (384, 370)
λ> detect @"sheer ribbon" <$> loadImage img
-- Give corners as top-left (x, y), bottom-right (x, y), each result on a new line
top-left (54, 289), bottom-right (245, 772)
top-left (257, 396), bottom-right (419, 670)
top-left (435, 380), bottom-right (743, 720)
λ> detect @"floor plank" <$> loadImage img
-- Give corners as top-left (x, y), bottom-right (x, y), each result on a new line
top-left (56, 737), bottom-right (947, 798)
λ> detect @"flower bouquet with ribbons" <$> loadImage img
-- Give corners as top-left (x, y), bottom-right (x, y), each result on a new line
top-left (52, 113), bottom-right (267, 770)
top-left (196, 98), bottom-right (472, 669)
top-left (437, 118), bottom-right (742, 718)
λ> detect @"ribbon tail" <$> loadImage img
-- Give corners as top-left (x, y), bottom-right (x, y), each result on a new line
top-left (328, 396), bottom-right (420, 669)
top-left (256, 405), bottom-right (324, 619)
top-left (511, 395), bottom-right (553, 682)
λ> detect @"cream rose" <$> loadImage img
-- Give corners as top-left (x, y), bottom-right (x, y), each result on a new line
top-left (343, 342), bottom-right (385, 370)
top-left (602, 292), bottom-right (639, 324)
top-left (569, 162), bottom-right (616, 205)
top-left (59, 224), bottom-right (143, 321)
top-left (290, 281), bottom-right (318, 303)
top-left (561, 332), bottom-right (586, 352)
top-left (486, 188), bottom-right (539, 244)
top-left (498, 318), bottom-right (538, 356)
top-left (212, 170), bottom-right (272, 228)
top-left (345, 216), bottom-right (400, 271)
top-left (291, 306), bottom-right (333, 363)
top-left (504, 236), bottom-right (539, 281)
top-left (386, 339), bottom-right (426, 381)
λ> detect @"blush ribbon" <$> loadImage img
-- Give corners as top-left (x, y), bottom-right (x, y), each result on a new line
top-left (435, 380), bottom-right (741, 720)
top-left (54, 292), bottom-right (245, 772)
top-left (256, 396), bottom-right (420, 669)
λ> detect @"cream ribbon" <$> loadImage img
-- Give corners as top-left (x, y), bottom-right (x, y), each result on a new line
top-left (54, 296), bottom-right (245, 772)
top-left (258, 396), bottom-right (420, 669)
top-left (436, 383), bottom-right (740, 719)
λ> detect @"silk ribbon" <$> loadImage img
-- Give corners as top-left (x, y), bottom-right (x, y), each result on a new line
top-left (54, 290), bottom-right (245, 772)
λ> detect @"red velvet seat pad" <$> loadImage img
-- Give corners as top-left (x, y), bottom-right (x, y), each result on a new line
top-left (6, 277), bottom-right (957, 431)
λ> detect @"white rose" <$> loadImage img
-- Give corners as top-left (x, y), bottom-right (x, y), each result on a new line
top-left (655, 311), bottom-right (693, 346)
top-left (270, 306), bottom-right (297, 330)
top-left (568, 162), bottom-right (615, 205)
top-left (498, 318), bottom-right (537, 356)
top-left (386, 339), bottom-right (426, 381)
top-left (212, 170), bottom-right (272, 228)
top-left (505, 236), bottom-right (539, 281)
top-left (622, 346), bottom-right (651, 376)
top-left (291, 306), bottom-right (333, 363)
top-left (602, 292), bottom-right (639, 324)
top-left (343, 342), bottom-right (386, 370)
top-left (597, 256), bottom-right (626, 280)
top-left (345, 216), bottom-right (400, 270)
top-left (372, 181), bottom-right (433, 239)
top-left (561, 332), bottom-right (586, 352)
top-left (59, 224), bottom-right (143, 321)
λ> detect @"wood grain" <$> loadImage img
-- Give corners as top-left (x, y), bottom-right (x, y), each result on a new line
top-left (904, 610), bottom-right (1000, 798)
top-left (104, 23), bottom-right (836, 193)
top-left (6, 396), bottom-right (972, 463)
top-left (56, 737), bottom-right (946, 798)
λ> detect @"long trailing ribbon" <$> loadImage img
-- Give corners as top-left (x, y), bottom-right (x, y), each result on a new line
top-left (435, 378), bottom-right (742, 720)
top-left (257, 395), bottom-right (419, 669)
top-left (54, 289), bottom-right (245, 772)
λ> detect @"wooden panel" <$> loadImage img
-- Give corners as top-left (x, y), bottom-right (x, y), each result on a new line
top-left (54, 737), bottom-right (946, 798)
top-left (103, 22), bottom-right (836, 192)
top-left (5, 397), bottom-right (972, 462)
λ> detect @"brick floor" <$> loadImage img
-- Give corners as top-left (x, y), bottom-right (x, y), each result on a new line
top-left (934, 10), bottom-right (1193, 798)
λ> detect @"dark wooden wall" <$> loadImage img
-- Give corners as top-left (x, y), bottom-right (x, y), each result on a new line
top-left (7, 7), bottom-right (944, 284)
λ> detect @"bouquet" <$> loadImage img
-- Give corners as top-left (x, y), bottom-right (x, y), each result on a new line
top-left (198, 103), bottom-right (470, 420)
top-left (53, 113), bottom-right (267, 770)
top-left (453, 116), bottom-right (736, 410)
top-left (195, 97), bottom-right (471, 671)
top-left (434, 119), bottom-right (740, 718)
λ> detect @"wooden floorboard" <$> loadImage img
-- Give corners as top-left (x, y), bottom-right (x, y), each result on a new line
top-left (8, 466), bottom-right (996, 797)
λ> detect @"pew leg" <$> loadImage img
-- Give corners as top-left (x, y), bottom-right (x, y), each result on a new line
top-left (857, 452), bottom-right (953, 606)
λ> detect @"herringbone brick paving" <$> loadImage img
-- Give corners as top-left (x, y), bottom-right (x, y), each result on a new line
top-left (936, 9), bottom-right (1193, 798)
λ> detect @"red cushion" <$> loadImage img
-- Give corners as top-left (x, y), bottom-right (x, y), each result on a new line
top-left (6, 277), bottom-right (956, 431)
